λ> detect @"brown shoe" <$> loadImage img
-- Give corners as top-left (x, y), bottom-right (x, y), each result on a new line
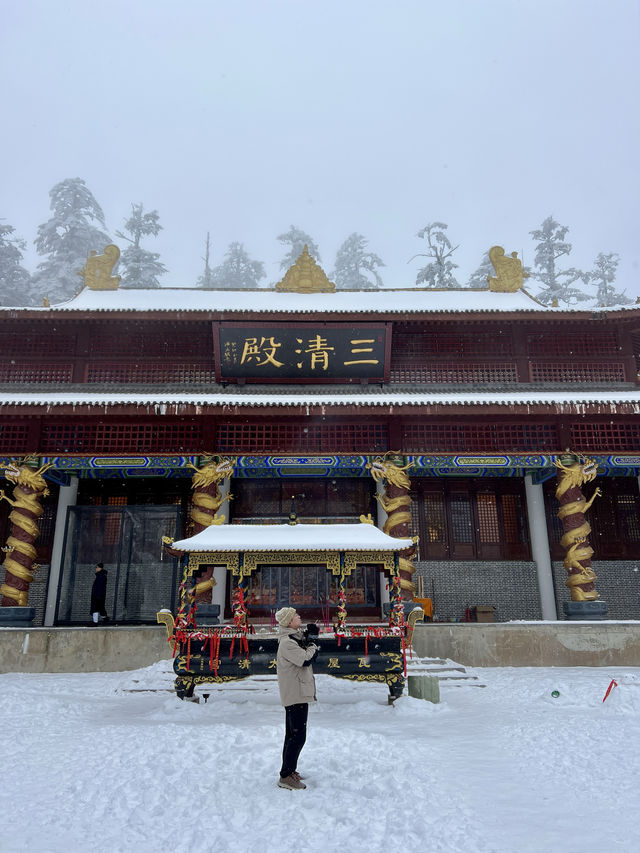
top-left (292, 771), bottom-right (306, 782)
top-left (278, 774), bottom-right (307, 790)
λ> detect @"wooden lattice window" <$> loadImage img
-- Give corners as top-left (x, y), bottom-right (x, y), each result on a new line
top-left (216, 422), bottom-right (388, 453)
top-left (41, 423), bottom-right (96, 452)
top-left (412, 479), bottom-right (530, 560)
top-left (105, 497), bottom-right (126, 545)
top-left (41, 420), bottom-right (203, 453)
top-left (242, 563), bottom-right (378, 615)
top-left (449, 492), bottom-right (474, 555)
top-left (570, 421), bottom-right (640, 452)
top-left (617, 494), bottom-right (640, 543)
top-left (389, 362), bottom-right (517, 384)
top-left (392, 329), bottom-right (513, 357)
top-left (232, 478), bottom-right (375, 521)
top-left (86, 362), bottom-right (214, 384)
top-left (0, 363), bottom-right (74, 383)
top-left (476, 493), bottom-right (500, 543)
top-left (529, 362), bottom-right (626, 383)
top-left (88, 323), bottom-right (211, 358)
top-left (632, 330), bottom-right (640, 373)
top-left (527, 331), bottom-right (618, 358)
top-left (500, 494), bottom-right (522, 545)
top-left (402, 422), bottom-right (559, 452)
top-left (0, 330), bottom-right (77, 357)
top-left (0, 422), bottom-right (31, 453)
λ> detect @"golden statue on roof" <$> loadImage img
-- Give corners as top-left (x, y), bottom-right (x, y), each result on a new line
top-left (275, 245), bottom-right (336, 293)
top-left (79, 244), bottom-right (121, 290)
top-left (487, 246), bottom-right (529, 292)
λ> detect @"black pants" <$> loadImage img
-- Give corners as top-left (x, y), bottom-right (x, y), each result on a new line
top-left (90, 598), bottom-right (107, 618)
top-left (280, 702), bottom-right (308, 778)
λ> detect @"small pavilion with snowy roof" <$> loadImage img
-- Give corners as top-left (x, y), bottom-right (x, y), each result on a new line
top-left (157, 515), bottom-right (415, 701)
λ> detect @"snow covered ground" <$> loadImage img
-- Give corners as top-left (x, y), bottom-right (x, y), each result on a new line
top-left (1, 661), bottom-right (638, 853)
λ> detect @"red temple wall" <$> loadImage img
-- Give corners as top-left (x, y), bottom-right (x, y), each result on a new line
top-left (0, 318), bottom-right (637, 386)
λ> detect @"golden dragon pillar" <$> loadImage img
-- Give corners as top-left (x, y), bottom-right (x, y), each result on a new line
top-left (0, 461), bottom-right (51, 607)
top-left (367, 454), bottom-right (417, 600)
top-left (185, 456), bottom-right (235, 605)
top-left (554, 456), bottom-right (601, 602)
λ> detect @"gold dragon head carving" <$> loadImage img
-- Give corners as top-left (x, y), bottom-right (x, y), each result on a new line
top-left (188, 456), bottom-right (236, 489)
top-left (554, 455), bottom-right (598, 496)
top-left (2, 459), bottom-right (52, 495)
top-left (366, 452), bottom-right (413, 490)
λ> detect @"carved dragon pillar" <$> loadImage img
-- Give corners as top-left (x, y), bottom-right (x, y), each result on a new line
top-left (554, 456), bottom-right (601, 602)
top-left (367, 454), bottom-right (417, 600)
top-left (186, 457), bottom-right (235, 605)
top-left (0, 461), bottom-right (51, 607)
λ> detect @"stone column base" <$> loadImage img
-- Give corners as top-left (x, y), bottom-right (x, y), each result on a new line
top-left (0, 606), bottom-right (36, 627)
top-left (562, 600), bottom-right (608, 621)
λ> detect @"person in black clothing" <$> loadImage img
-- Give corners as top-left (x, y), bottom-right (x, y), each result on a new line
top-left (90, 563), bottom-right (109, 625)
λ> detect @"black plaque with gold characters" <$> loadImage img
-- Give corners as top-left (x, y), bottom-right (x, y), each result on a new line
top-left (213, 322), bottom-right (391, 383)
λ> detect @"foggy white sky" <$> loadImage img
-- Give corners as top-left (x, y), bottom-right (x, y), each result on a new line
top-left (3, 0), bottom-right (640, 297)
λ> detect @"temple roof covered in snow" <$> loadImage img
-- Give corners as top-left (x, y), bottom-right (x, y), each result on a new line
top-left (9, 285), bottom-right (639, 316)
top-left (171, 521), bottom-right (413, 552)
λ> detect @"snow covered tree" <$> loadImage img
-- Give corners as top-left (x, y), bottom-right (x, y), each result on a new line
top-left (0, 222), bottom-right (33, 306)
top-left (529, 216), bottom-right (588, 306)
top-left (213, 242), bottom-right (266, 289)
top-left (411, 222), bottom-right (460, 288)
top-left (277, 225), bottom-right (321, 270)
top-left (467, 252), bottom-right (492, 290)
top-left (33, 177), bottom-right (111, 304)
top-left (116, 203), bottom-right (166, 289)
top-left (197, 232), bottom-right (215, 288)
top-left (332, 233), bottom-right (384, 290)
top-left (583, 252), bottom-right (632, 306)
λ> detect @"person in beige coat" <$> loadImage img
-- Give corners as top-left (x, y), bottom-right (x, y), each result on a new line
top-left (275, 607), bottom-right (319, 790)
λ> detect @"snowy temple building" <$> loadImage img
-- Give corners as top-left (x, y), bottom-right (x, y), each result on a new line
top-left (0, 244), bottom-right (639, 626)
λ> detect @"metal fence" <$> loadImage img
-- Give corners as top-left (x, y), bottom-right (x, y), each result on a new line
top-left (55, 505), bottom-right (182, 624)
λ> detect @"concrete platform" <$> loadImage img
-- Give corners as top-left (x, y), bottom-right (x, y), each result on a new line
top-left (411, 622), bottom-right (640, 667)
top-left (0, 626), bottom-right (172, 674)
top-left (1, 622), bottom-right (640, 673)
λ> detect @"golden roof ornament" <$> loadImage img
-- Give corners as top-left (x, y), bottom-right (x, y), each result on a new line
top-left (79, 244), bottom-right (121, 290)
top-left (275, 245), bottom-right (335, 293)
top-left (487, 246), bottom-right (529, 292)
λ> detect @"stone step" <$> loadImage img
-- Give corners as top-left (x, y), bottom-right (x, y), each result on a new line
top-left (441, 672), bottom-right (485, 685)
top-left (407, 665), bottom-right (467, 674)
top-left (407, 656), bottom-right (486, 688)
